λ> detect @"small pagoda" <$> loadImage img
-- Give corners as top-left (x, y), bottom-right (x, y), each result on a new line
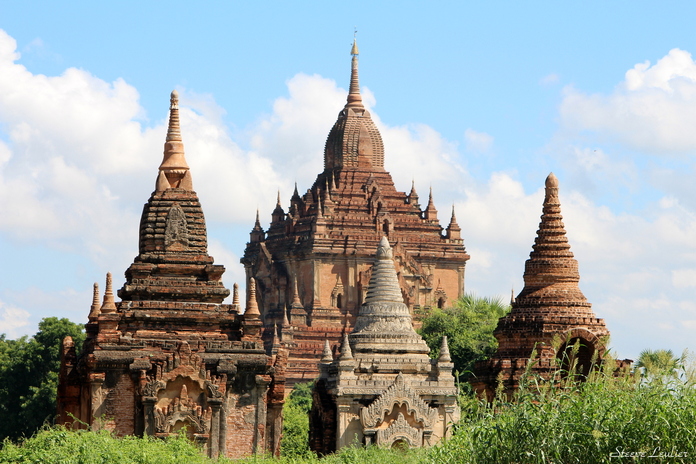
top-left (472, 173), bottom-right (611, 398)
top-left (310, 237), bottom-right (459, 454)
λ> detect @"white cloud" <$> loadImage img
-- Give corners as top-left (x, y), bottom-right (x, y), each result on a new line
top-left (560, 48), bottom-right (696, 154)
top-left (540, 73), bottom-right (560, 86)
top-left (464, 128), bottom-right (494, 153)
top-left (0, 301), bottom-right (30, 338)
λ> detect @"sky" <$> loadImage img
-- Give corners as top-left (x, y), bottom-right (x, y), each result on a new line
top-left (0, 1), bottom-right (695, 360)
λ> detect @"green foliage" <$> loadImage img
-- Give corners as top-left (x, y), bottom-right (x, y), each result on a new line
top-left (0, 427), bottom-right (214, 464)
top-left (429, 353), bottom-right (696, 463)
top-left (0, 317), bottom-right (86, 441)
top-left (280, 382), bottom-right (314, 459)
top-left (418, 294), bottom-right (509, 380)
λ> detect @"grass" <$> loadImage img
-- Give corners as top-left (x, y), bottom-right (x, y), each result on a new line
top-left (4, 351), bottom-right (696, 463)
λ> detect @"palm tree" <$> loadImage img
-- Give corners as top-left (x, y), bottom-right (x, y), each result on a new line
top-left (635, 349), bottom-right (683, 381)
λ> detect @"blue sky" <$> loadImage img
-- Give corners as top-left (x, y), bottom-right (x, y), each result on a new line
top-left (1, 2), bottom-right (695, 360)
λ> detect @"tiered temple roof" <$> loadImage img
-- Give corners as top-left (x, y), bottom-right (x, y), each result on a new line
top-left (242, 40), bottom-right (469, 390)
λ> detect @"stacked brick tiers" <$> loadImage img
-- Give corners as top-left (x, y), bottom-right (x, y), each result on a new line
top-left (57, 92), bottom-right (286, 459)
top-left (310, 238), bottom-right (459, 454)
top-left (242, 40), bottom-right (470, 391)
top-left (471, 173), bottom-right (610, 398)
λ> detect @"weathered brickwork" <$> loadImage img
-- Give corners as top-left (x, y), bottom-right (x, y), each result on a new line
top-left (57, 91), bottom-right (286, 459)
top-left (471, 173), bottom-right (613, 398)
top-left (310, 238), bottom-right (459, 454)
top-left (242, 40), bottom-right (470, 391)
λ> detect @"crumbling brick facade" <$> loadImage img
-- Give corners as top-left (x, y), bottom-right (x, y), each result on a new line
top-left (57, 91), bottom-right (286, 459)
top-left (242, 40), bottom-right (470, 391)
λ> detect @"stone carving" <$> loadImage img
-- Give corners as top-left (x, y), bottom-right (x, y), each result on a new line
top-left (143, 379), bottom-right (166, 398)
top-left (153, 384), bottom-right (210, 435)
top-left (377, 412), bottom-right (421, 448)
top-left (360, 373), bottom-right (437, 429)
top-left (165, 203), bottom-right (189, 250)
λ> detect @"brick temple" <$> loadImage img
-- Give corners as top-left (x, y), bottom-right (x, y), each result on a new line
top-left (57, 91), bottom-right (286, 459)
top-left (471, 173), bottom-right (611, 398)
top-left (242, 39), bottom-right (470, 391)
top-left (310, 237), bottom-right (459, 454)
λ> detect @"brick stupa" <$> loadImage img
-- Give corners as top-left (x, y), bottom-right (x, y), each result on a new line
top-left (57, 91), bottom-right (286, 459)
top-left (242, 39), bottom-right (470, 390)
top-left (310, 237), bottom-right (459, 453)
top-left (471, 173), bottom-right (610, 398)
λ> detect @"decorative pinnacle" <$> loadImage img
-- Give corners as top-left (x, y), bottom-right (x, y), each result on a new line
top-left (232, 283), bottom-right (240, 307)
top-left (100, 272), bottom-right (117, 314)
top-left (438, 336), bottom-right (452, 363)
top-left (321, 339), bottom-right (334, 363)
top-left (346, 38), bottom-right (363, 108)
top-left (292, 276), bottom-right (302, 306)
top-left (158, 90), bottom-right (191, 191)
top-left (88, 282), bottom-right (100, 319)
top-left (276, 190), bottom-right (282, 207)
top-left (339, 332), bottom-right (354, 360)
top-left (245, 277), bottom-right (260, 318)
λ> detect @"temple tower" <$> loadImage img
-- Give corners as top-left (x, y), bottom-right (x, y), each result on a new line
top-left (57, 91), bottom-right (286, 459)
top-left (471, 173), bottom-right (610, 398)
top-left (310, 237), bottom-right (459, 454)
top-left (242, 40), bottom-right (470, 390)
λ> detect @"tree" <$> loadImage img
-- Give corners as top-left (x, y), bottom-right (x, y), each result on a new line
top-left (418, 294), bottom-right (510, 381)
top-left (0, 317), bottom-right (85, 440)
top-left (635, 348), bottom-right (685, 383)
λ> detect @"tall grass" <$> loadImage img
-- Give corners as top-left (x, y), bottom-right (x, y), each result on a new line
top-left (4, 352), bottom-right (696, 463)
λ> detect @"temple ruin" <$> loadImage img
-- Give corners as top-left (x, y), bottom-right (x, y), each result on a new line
top-left (57, 91), bottom-right (286, 459)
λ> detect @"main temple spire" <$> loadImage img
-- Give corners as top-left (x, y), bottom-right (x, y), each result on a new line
top-left (346, 38), bottom-right (363, 108)
top-left (157, 90), bottom-right (193, 191)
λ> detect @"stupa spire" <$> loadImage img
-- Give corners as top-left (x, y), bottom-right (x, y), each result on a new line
top-left (346, 38), bottom-right (363, 108)
top-left (157, 90), bottom-right (193, 191)
top-left (514, 173), bottom-right (590, 312)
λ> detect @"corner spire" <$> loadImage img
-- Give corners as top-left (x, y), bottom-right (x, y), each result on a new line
top-left (424, 186), bottom-right (438, 221)
top-left (339, 332), bottom-right (353, 360)
top-left (157, 90), bottom-right (193, 191)
top-left (321, 339), bottom-right (334, 363)
top-left (100, 272), bottom-right (117, 314)
top-left (245, 277), bottom-right (261, 319)
top-left (346, 38), bottom-right (363, 108)
top-left (438, 336), bottom-right (452, 363)
top-left (88, 282), bottom-right (101, 320)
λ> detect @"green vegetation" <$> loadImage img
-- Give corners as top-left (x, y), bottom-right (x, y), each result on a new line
top-left (280, 382), bottom-right (313, 458)
top-left (4, 358), bottom-right (696, 463)
top-left (0, 317), bottom-right (85, 441)
top-left (418, 294), bottom-right (510, 380)
top-left (3, 314), bottom-right (695, 463)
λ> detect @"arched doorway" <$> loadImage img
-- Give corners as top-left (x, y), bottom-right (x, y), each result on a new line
top-left (557, 337), bottom-right (595, 378)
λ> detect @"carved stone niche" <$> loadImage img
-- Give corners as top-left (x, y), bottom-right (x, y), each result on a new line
top-left (165, 203), bottom-right (189, 251)
top-left (359, 373), bottom-right (437, 448)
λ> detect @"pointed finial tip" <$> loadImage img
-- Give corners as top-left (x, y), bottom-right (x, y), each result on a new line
top-left (546, 172), bottom-right (559, 189)
top-left (351, 37), bottom-right (359, 56)
top-left (171, 89), bottom-right (178, 99)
